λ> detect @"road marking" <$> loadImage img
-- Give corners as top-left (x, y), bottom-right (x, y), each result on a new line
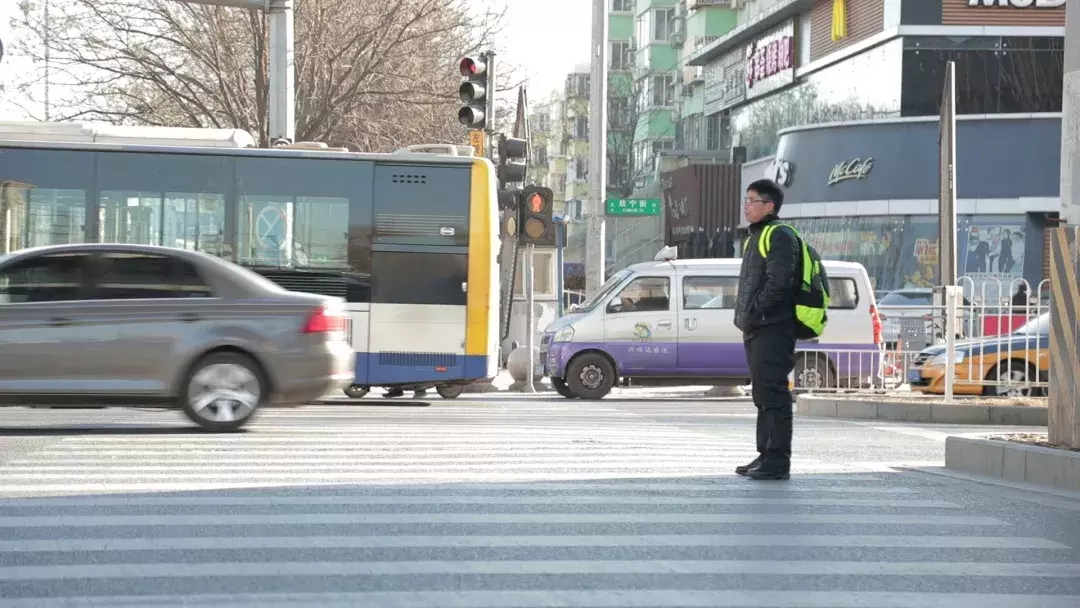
top-left (1, 590), bottom-right (1077, 608)
top-left (0, 534), bottom-right (1063, 553)
top-left (0, 513), bottom-right (1009, 527)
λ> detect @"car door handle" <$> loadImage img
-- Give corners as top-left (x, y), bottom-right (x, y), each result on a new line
top-left (48, 317), bottom-right (72, 327)
top-left (657, 320), bottom-right (672, 328)
top-left (177, 313), bottom-right (200, 323)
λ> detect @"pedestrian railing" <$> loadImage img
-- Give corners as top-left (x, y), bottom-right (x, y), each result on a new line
top-left (792, 277), bottom-right (1050, 397)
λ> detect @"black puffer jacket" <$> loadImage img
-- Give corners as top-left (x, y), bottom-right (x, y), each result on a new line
top-left (733, 214), bottom-right (800, 336)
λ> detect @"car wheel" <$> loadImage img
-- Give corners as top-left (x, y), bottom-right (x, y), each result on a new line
top-left (436, 384), bottom-right (464, 399)
top-left (566, 353), bottom-right (615, 400)
top-left (551, 377), bottom-right (577, 399)
top-left (181, 352), bottom-right (264, 432)
top-left (343, 385), bottom-right (370, 399)
top-left (985, 360), bottom-right (1040, 398)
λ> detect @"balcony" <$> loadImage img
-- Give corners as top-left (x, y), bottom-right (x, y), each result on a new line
top-left (687, 0), bottom-right (732, 9)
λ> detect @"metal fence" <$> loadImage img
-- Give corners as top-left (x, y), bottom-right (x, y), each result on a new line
top-left (794, 276), bottom-right (1051, 398)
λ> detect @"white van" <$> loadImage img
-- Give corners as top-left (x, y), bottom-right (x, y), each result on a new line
top-left (540, 255), bottom-right (883, 399)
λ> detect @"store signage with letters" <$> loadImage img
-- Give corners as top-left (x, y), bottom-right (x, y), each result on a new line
top-left (769, 159), bottom-right (794, 187)
top-left (703, 45), bottom-right (749, 115)
top-left (967, 0), bottom-right (1065, 6)
top-left (827, 158), bottom-right (873, 186)
top-left (744, 19), bottom-right (796, 101)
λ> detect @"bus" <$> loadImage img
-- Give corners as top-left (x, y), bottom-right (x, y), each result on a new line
top-left (0, 122), bottom-right (500, 399)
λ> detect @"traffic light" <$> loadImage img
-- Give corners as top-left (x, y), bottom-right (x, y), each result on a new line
top-left (517, 185), bottom-right (555, 247)
top-left (498, 134), bottom-right (528, 185)
top-left (458, 55), bottom-right (488, 129)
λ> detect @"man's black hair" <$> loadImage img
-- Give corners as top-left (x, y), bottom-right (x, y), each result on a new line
top-left (747, 178), bottom-right (784, 213)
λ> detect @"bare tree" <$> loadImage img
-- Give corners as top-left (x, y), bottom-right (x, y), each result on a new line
top-left (10, 0), bottom-right (513, 150)
top-left (606, 70), bottom-right (652, 199)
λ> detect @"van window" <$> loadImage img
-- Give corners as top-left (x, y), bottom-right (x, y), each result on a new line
top-left (828, 277), bottom-right (859, 309)
top-left (609, 276), bottom-right (670, 313)
top-left (683, 276), bottom-right (738, 309)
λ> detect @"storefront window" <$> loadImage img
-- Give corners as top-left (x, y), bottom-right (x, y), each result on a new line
top-left (785, 214), bottom-right (1032, 296)
top-left (729, 42), bottom-right (903, 160)
top-left (901, 36), bottom-right (1063, 116)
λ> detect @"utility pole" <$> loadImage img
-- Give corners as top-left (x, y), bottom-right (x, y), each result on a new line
top-left (168, 0), bottom-right (294, 144)
top-left (585, 0), bottom-right (608, 296)
top-left (267, 0), bottom-right (295, 144)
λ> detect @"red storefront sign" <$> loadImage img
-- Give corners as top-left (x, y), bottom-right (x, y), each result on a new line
top-left (745, 35), bottom-right (793, 89)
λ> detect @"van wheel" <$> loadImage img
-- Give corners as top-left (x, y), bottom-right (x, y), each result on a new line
top-left (343, 385), bottom-right (369, 399)
top-left (436, 384), bottom-right (464, 399)
top-left (181, 352), bottom-right (264, 432)
top-left (552, 377), bottom-right (577, 399)
top-left (566, 353), bottom-right (615, 400)
top-left (793, 353), bottom-right (834, 391)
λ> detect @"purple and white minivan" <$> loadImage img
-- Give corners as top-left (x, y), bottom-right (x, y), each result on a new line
top-left (540, 256), bottom-right (884, 399)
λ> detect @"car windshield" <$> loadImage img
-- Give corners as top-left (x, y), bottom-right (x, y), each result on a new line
top-left (1013, 312), bottom-right (1049, 336)
top-left (576, 268), bottom-right (633, 313)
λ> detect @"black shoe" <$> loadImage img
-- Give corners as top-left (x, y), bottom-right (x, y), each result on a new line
top-left (735, 456), bottom-right (763, 477)
top-left (384, 388), bottom-right (404, 398)
top-left (414, 389), bottom-right (428, 397)
top-left (747, 465), bottom-right (790, 480)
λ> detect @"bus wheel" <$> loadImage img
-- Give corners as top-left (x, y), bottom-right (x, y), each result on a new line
top-left (566, 353), bottom-right (615, 400)
top-left (436, 384), bottom-right (464, 399)
top-left (551, 377), bottom-right (577, 399)
top-left (343, 385), bottom-right (369, 399)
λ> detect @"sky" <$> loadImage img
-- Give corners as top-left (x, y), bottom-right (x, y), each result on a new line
top-left (494, 0), bottom-right (592, 104)
top-left (0, 0), bottom-right (593, 121)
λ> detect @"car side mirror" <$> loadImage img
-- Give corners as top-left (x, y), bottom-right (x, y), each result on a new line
top-left (607, 299), bottom-right (622, 314)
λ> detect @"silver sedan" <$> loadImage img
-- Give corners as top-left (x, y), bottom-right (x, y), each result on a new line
top-left (0, 243), bottom-right (354, 431)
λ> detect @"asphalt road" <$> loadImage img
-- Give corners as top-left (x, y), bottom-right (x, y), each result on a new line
top-left (0, 393), bottom-right (1078, 607)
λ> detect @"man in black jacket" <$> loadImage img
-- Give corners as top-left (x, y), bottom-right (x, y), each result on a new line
top-left (733, 179), bottom-right (798, 481)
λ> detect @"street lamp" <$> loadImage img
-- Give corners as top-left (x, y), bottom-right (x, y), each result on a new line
top-left (167, 0), bottom-right (294, 143)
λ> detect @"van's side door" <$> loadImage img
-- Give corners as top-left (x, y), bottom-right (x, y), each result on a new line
top-left (677, 274), bottom-right (745, 376)
top-left (602, 275), bottom-right (677, 374)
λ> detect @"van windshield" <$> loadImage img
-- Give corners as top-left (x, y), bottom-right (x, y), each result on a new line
top-left (576, 268), bottom-right (633, 313)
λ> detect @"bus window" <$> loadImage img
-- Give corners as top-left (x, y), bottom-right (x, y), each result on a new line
top-left (95, 150), bottom-right (230, 255)
top-left (0, 148), bottom-right (91, 252)
top-left (235, 157), bottom-right (357, 270)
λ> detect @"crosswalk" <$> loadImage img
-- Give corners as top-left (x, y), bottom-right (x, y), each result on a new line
top-left (0, 400), bottom-right (1078, 606)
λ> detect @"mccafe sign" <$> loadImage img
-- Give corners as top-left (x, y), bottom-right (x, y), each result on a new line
top-left (967, 0), bottom-right (1065, 6)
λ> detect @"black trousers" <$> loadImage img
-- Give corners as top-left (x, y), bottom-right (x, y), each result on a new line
top-left (743, 324), bottom-right (797, 469)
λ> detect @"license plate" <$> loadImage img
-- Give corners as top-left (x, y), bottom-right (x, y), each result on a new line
top-left (907, 369), bottom-right (922, 383)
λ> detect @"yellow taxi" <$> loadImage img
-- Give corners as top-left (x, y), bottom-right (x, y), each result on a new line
top-left (908, 313), bottom-right (1048, 397)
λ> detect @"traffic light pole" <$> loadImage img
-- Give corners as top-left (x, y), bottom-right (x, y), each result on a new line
top-left (523, 243), bottom-right (536, 393)
top-left (585, 0), bottom-right (608, 296)
top-left (268, 0), bottom-right (295, 144)
top-left (480, 50), bottom-right (498, 167)
top-left (168, 0), bottom-right (294, 144)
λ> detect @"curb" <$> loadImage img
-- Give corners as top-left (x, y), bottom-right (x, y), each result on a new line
top-left (945, 435), bottom-right (1080, 493)
top-left (796, 395), bottom-right (1047, 425)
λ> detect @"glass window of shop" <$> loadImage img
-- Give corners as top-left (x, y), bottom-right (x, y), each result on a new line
top-left (729, 40), bottom-right (903, 160)
top-left (784, 214), bottom-right (1032, 296)
top-left (901, 36), bottom-right (1063, 116)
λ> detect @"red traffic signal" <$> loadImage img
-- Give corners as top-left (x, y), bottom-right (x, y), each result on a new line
top-left (517, 186), bottom-right (555, 247)
top-left (526, 192), bottom-right (545, 213)
top-left (459, 56), bottom-right (486, 77)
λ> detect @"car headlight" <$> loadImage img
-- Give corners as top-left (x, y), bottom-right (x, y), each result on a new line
top-left (553, 325), bottom-right (574, 343)
top-left (929, 351), bottom-right (965, 366)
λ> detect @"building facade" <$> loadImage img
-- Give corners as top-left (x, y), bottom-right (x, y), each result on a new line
top-left (689, 0), bottom-right (1065, 160)
top-left (757, 114), bottom-right (1060, 299)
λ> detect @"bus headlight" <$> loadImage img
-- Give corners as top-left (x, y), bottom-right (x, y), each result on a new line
top-left (553, 326), bottom-right (575, 343)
